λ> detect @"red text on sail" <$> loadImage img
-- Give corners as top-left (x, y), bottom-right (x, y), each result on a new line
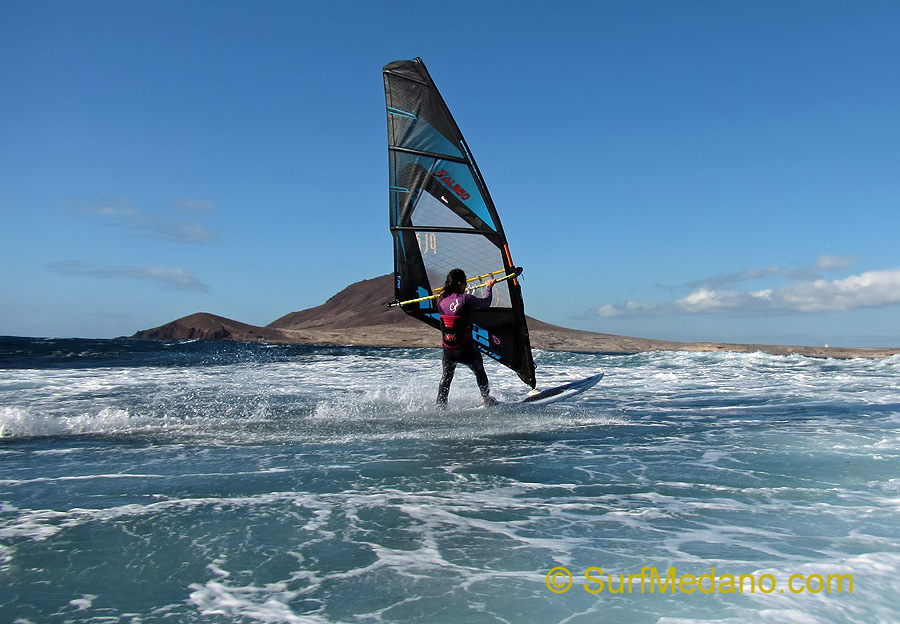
top-left (433, 170), bottom-right (471, 201)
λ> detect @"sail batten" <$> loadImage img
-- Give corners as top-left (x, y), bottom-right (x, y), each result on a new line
top-left (384, 58), bottom-right (536, 388)
top-left (389, 145), bottom-right (469, 164)
top-left (391, 226), bottom-right (496, 234)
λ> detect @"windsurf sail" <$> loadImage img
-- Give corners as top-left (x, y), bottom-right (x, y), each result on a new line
top-left (383, 58), bottom-right (536, 388)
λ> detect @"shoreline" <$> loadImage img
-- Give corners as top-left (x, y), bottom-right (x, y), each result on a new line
top-left (131, 319), bottom-right (900, 360)
top-left (127, 275), bottom-right (900, 361)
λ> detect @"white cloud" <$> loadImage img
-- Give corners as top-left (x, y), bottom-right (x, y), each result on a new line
top-left (776, 269), bottom-right (900, 312)
top-left (176, 199), bottom-right (215, 212)
top-left (149, 222), bottom-right (218, 244)
top-left (596, 267), bottom-right (900, 318)
top-left (85, 204), bottom-right (140, 218)
top-left (47, 261), bottom-right (209, 292)
top-left (78, 200), bottom-right (218, 243)
top-left (814, 254), bottom-right (855, 271)
top-left (683, 255), bottom-right (857, 290)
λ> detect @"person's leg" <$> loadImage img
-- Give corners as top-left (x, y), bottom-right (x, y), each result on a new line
top-left (462, 348), bottom-right (494, 404)
top-left (436, 351), bottom-right (458, 407)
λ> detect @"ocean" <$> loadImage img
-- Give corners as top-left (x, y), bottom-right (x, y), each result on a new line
top-left (1, 336), bottom-right (898, 623)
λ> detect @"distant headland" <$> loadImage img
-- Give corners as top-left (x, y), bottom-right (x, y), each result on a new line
top-left (132, 274), bottom-right (900, 360)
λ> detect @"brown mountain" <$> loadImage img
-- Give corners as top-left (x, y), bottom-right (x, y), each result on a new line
top-left (132, 274), bottom-right (900, 359)
top-left (131, 312), bottom-right (289, 343)
top-left (267, 275), bottom-right (416, 330)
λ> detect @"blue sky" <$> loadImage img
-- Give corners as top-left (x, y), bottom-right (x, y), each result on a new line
top-left (2, 1), bottom-right (898, 347)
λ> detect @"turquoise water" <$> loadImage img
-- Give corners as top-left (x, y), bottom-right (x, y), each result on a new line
top-left (1, 338), bottom-right (898, 623)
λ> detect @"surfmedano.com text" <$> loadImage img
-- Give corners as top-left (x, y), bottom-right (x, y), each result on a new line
top-left (545, 566), bottom-right (853, 595)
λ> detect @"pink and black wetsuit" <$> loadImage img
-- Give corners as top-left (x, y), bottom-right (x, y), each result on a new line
top-left (436, 284), bottom-right (493, 406)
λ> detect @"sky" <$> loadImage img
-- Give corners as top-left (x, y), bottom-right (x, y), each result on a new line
top-left (2, 0), bottom-right (899, 347)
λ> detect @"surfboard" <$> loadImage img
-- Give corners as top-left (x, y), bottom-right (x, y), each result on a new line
top-left (518, 373), bottom-right (603, 405)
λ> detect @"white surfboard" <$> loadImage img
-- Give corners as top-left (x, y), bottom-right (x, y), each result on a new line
top-left (517, 373), bottom-right (603, 405)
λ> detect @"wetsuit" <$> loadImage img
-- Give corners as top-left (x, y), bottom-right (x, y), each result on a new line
top-left (436, 285), bottom-right (493, 407)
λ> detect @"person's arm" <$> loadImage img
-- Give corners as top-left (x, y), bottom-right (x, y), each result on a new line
top-left (469, 278), bottom-right (495, 309)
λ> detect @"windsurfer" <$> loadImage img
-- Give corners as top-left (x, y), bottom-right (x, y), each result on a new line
top-left (436, 268), bottom-right (498, 408)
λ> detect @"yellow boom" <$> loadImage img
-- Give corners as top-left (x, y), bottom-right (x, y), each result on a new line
top-left (388, 267), bottom-right (523, 307)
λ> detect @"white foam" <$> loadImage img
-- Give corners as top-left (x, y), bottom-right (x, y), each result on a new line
top-left (3, 346), bottom-right (898, 444)
top-left (657, 552), bottom-right (900, 624)
top-left (68, 594), bottom-right (97, 611)
top-left (0, 405), bottom-right (157, 438)
top-left (188, 579), bottom-right (326, 623)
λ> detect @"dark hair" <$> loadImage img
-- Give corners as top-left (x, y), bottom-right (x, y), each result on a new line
top-left (439, 268), bottom-right (466, 300)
